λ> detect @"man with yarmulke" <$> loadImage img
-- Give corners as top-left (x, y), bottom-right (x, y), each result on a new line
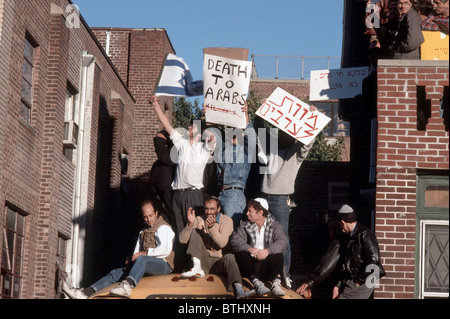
top-left (231, 198), bottom-right (288, 297)
top-left (331, 204), bottom-right (386, 299)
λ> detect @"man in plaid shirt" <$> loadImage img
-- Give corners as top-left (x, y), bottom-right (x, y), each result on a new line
top-left (231, 198), bottom-right (288, 297)
top-left (422, 0), bottom-right (449, 33)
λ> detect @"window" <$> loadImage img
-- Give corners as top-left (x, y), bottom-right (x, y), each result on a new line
top-left (1, 206), bottom-right (26, 299)
top-left (63, 84), bottom-right (79, 161)
top-left (54, 235), bottom-right (68, 299)
top-left (328, 182), bottom-right (350, 210)
top-left (315, 102), bottom-right (350, 137)
top-left (416, 174), bottom-right (449, 299)
top-left (20, 36), bottom-right (37, 123)
top-left (419, 220), bottom-right (449, 298)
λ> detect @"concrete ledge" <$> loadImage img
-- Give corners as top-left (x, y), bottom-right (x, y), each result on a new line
top-left (378, 59), bottom-right (449, 68)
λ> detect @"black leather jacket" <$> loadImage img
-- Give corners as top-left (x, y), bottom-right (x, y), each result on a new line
top-left (307, 239), bottom-right (340, 289)
top-left (334, 223), bottom-right (386, 287)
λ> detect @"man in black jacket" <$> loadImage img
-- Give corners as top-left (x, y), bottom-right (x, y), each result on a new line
top-left (149, 130), bottom-right (175, 218)
top-left (332, 205), bottom-right (386, 299)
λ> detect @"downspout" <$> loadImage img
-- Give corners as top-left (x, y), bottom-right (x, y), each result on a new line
top-left (71, 52), bottom-right (95, 288)
top-left (105, 31), bottom-right (111, 56)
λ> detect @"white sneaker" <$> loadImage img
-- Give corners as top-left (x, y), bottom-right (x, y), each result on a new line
top-left (110, 280), bottom-right (132, 297)
top-left (271, 279), bottom-right (285, 297)
top-left (234, 283), bottom-right (257, 299)
top-left (180, 269), bottom-right (205, 278)
top-left (237, 289), bottom-right (257, 299)
top-left (253, 279), bottom-right (270, 296)
top-left (63, 287), bottom-right (88, 299)
top-left (285, 277), bottom-right (293, 289)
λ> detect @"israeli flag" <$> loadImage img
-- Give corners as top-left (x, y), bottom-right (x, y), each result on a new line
top-left (155, 53), bottom-right (203, 97)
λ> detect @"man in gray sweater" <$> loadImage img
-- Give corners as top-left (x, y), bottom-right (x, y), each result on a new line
top-left (258, 118), bottom-right (316, 288)
top-left (231, 198), bottom-right (288, 297)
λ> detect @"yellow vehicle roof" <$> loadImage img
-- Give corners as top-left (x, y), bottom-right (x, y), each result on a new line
top-left (89, 274), bottom-right (303, 300)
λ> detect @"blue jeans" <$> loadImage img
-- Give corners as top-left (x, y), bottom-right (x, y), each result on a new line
top-left (90, 256), bottom-right (172, 292)
top-left (265, 194), bottom-right (291, 278)
top-left (219, 188), bottom-right (247, 229)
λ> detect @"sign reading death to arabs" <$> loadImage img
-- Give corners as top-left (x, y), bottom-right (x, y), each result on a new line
top-left (203, 54), bottom-right (252, 129)
top-left (256, 87), bottom-right (331, 145)
top-left (309, 66), bottom-right (369, 101)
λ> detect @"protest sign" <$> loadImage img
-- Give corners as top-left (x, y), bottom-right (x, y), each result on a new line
top-left (309, 66), bottom-right (369, 101)
top-left (203, 53), bottom-right (252, 129)
top-left (421, 31), bottom-right (449, 61)
top-left (256, 87), bottom-right (331, 145)
top-left (203, 47), bottom-right (249, 61)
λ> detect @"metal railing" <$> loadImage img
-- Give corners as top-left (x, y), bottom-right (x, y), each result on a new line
top-left (251, 54), bottom-right (341, 80)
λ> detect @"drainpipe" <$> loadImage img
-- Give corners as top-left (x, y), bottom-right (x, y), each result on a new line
top-left (71, 52), bottom-right (95, 288)
top-left (105, 31), bottom-right (111, 56)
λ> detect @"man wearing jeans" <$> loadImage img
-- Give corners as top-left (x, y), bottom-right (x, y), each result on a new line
top-left (258, 125), bottom-right (316, 288)
top-left (63, 199), bottom-right (175, 298)
top-left (215, 103), bottom-right (256, 229)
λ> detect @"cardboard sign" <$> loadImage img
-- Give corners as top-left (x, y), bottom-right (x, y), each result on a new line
top-left (421, 31), bottom-right (449, 61)
top-left (203, 47), bottom-right (249, 61)
top-left (203, 53), bottom-right (252, 129)
top-left (256, 87), bottom-right (331, 145)
top-left (309, 66), bottom-right (369, 101)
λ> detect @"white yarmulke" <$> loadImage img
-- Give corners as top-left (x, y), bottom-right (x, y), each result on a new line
top-left (254, 198), bottom-right (269, 211)
top-left (338, 204), bottom-right (354, 214)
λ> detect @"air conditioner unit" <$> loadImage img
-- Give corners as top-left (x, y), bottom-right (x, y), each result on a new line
top-left (63, 120), bottom-right (79, 149)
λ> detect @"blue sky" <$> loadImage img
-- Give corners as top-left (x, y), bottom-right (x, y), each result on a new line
top-left (73, 0), bottom-right (344, 81)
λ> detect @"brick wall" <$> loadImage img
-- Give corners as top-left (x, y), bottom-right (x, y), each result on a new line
top-left (0, 0), bottom-right (136, 298)
top-left (250, 78), bottom-right (311, 101)
top-left (290, 161), bottom-right (351, 278)
top-left (92, 28), bottom-right (175, 218)
top-left (375, 60), bottom-right (449, 298)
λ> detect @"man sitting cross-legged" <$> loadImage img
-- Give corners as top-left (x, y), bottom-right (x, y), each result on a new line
top-left (178, 195), bottom-right (255, 299)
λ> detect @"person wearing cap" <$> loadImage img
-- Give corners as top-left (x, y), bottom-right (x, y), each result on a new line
top-left (331, 204), bottom-right (386, 299)
top-left (254, 105), bottom-right (317, 289)
top-left (231, 198), bottom-right (288, 297)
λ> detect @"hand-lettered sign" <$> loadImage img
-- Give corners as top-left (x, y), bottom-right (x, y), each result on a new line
top-left (421, 31), bottom-right (449, 61)
top-left (309, 66), bottom-right (369, 101)
top-left (256, 87), bottom-right (331, 145)
top-left (203, 54), bottom-right (252, 129)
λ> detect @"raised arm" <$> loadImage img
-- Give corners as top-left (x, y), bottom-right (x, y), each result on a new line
top-left (150, 95), bottom-right (174, 136)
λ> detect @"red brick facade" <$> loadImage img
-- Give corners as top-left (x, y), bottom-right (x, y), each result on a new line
top-left (0, 0), bottom-right (143, 298)
top-left (250, 78), bottom-right (311, 101)
top-left (91, 27), bottom-right (175, 214)
top-left (375, 60), bottom-right (449, 298)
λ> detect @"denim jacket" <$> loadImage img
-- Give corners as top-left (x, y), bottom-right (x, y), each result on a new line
top-left (216, 122), bottom-right (257, 189)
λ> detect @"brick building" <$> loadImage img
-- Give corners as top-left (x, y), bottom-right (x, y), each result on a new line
top-left (2, 0), bottom-right (447, 300)
top-left (0, 0), bottom-right (173, 298)
top-left (342, 0), bottom-right (449, 299)
top-left (375, 60), bottom-right (449, 298)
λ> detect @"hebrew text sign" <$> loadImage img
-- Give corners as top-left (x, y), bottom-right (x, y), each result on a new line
top-left (310, 66), bottom-right (369, 101)
top-left (256, 87), bottom-right (331, 145)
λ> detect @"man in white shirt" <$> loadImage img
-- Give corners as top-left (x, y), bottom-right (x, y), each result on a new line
top-left (151, 96), bottom-right (216, 234)
top-left (231, 198), bottom-right (288, 296)
top-left (63, 199), bottom-right (175, 298)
